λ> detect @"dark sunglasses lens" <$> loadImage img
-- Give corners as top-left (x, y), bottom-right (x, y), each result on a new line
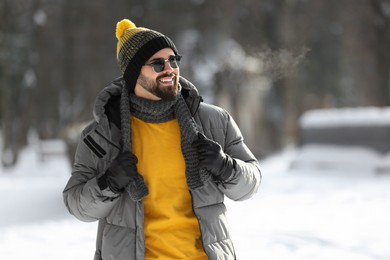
top-left (169, 56), bottom-right (180, 68)
top-left (151, 60), bottom-right (165, 72)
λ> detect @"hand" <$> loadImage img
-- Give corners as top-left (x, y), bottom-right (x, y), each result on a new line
top-left (98, 152), bottom-right (139, 193)
top-left (192, 133), bottom-right (236, 181)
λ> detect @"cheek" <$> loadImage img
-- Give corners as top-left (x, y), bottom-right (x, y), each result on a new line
top-left (139, 71), bottom-right (157, 84)
top-left (140, 67), bottom-right (156, 79)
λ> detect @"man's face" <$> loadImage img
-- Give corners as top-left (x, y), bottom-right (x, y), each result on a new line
top-left (135, 48), bottom-right (180, 101)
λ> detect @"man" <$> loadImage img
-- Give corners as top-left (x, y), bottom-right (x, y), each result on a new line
top-left (63, 19), bottom-right (261, 260)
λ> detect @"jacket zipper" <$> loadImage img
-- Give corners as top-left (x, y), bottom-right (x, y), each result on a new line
top-left (189, 190), bottom-right (210, 259)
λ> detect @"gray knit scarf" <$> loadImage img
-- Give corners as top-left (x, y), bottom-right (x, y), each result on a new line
top-left (120, 85), bottom-right (210, 201)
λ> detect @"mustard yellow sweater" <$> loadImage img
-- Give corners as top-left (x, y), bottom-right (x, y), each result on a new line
top-left (131, 116), bottom-right (208, 260)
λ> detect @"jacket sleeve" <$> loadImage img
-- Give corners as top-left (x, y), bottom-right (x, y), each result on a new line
top-left (63, 124), bottom-right (120, 222)
top-left (217, 111), bottom-right (262, 201)
top-left (196, 103), bottom-right (262, 201)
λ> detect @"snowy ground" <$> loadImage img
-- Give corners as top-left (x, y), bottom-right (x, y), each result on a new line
top-left (0, 144), bottom-right (389, 260)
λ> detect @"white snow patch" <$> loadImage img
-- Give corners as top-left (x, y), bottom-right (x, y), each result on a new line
top-left (300, 107), bottom-right (390, 128)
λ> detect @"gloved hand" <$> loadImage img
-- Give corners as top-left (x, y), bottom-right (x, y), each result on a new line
top-left (98, 152), bottom-right (139, 194)
top-left (192, 133), bottom-right (236, 181)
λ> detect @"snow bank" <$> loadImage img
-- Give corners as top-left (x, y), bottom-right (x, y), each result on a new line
top-left (290, 144), bottom-right (390, 174)
top-left (297, 107), bottom-right (390, 166)
top-left (300, 107), bottom-right (390, 128)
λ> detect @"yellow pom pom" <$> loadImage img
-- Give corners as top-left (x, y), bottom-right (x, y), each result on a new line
top-left (116, 19), bottom-right (136, 40)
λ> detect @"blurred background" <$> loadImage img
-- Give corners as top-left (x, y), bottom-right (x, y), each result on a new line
top-left (1, 0), bottom-right (389, 166)
top-left (1, 0), bottom-right (390, 259)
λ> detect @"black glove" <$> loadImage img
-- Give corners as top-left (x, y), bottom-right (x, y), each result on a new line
top-left (192, 133), bottom-right (236, 181)
top-left (98, 152), bottom-right (139, 193)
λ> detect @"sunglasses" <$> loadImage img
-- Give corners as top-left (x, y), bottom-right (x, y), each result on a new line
top-left (144, 55), bottom-right (182, 73)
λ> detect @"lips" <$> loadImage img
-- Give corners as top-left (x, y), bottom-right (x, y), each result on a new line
top-left (157, 74), bottom-right (176, 86)
top-left (159, 77), bottom-right (174, 84)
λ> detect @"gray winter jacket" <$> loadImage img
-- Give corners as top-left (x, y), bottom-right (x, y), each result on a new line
top-left (63, 77), bottom-right (261, 260)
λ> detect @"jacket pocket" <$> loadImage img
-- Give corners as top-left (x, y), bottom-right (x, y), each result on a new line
top-left (102, 223), bottom-right (136, 260)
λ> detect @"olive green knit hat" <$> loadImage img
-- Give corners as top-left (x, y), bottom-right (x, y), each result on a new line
top-left (116, 19), bottom-right (179, 92)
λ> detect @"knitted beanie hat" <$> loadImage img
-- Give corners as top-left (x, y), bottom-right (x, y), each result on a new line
top-left (116, 19), bottom-right (179, 92)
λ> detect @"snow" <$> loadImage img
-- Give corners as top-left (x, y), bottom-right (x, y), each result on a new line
top-left (226, 148), bottom-right (390, 259)
top-left (300, 107), bottom-right (390, 128)
top-left (290, 144), bottom-right (390, 173)
top-left (0, 145), bottom-right (97, 259)
top-left (1, 142), bottom-right (390, 259)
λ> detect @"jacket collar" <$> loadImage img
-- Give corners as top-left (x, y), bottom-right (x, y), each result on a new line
top-left (179, 76), bottom-right (203, 116)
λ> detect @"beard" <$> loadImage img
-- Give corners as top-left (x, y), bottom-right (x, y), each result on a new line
top-left (137, 72), bottom-right (180, 101)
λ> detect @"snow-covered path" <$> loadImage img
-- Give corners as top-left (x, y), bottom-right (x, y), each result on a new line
top-left (0, 146), bottom-right (389, 259)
